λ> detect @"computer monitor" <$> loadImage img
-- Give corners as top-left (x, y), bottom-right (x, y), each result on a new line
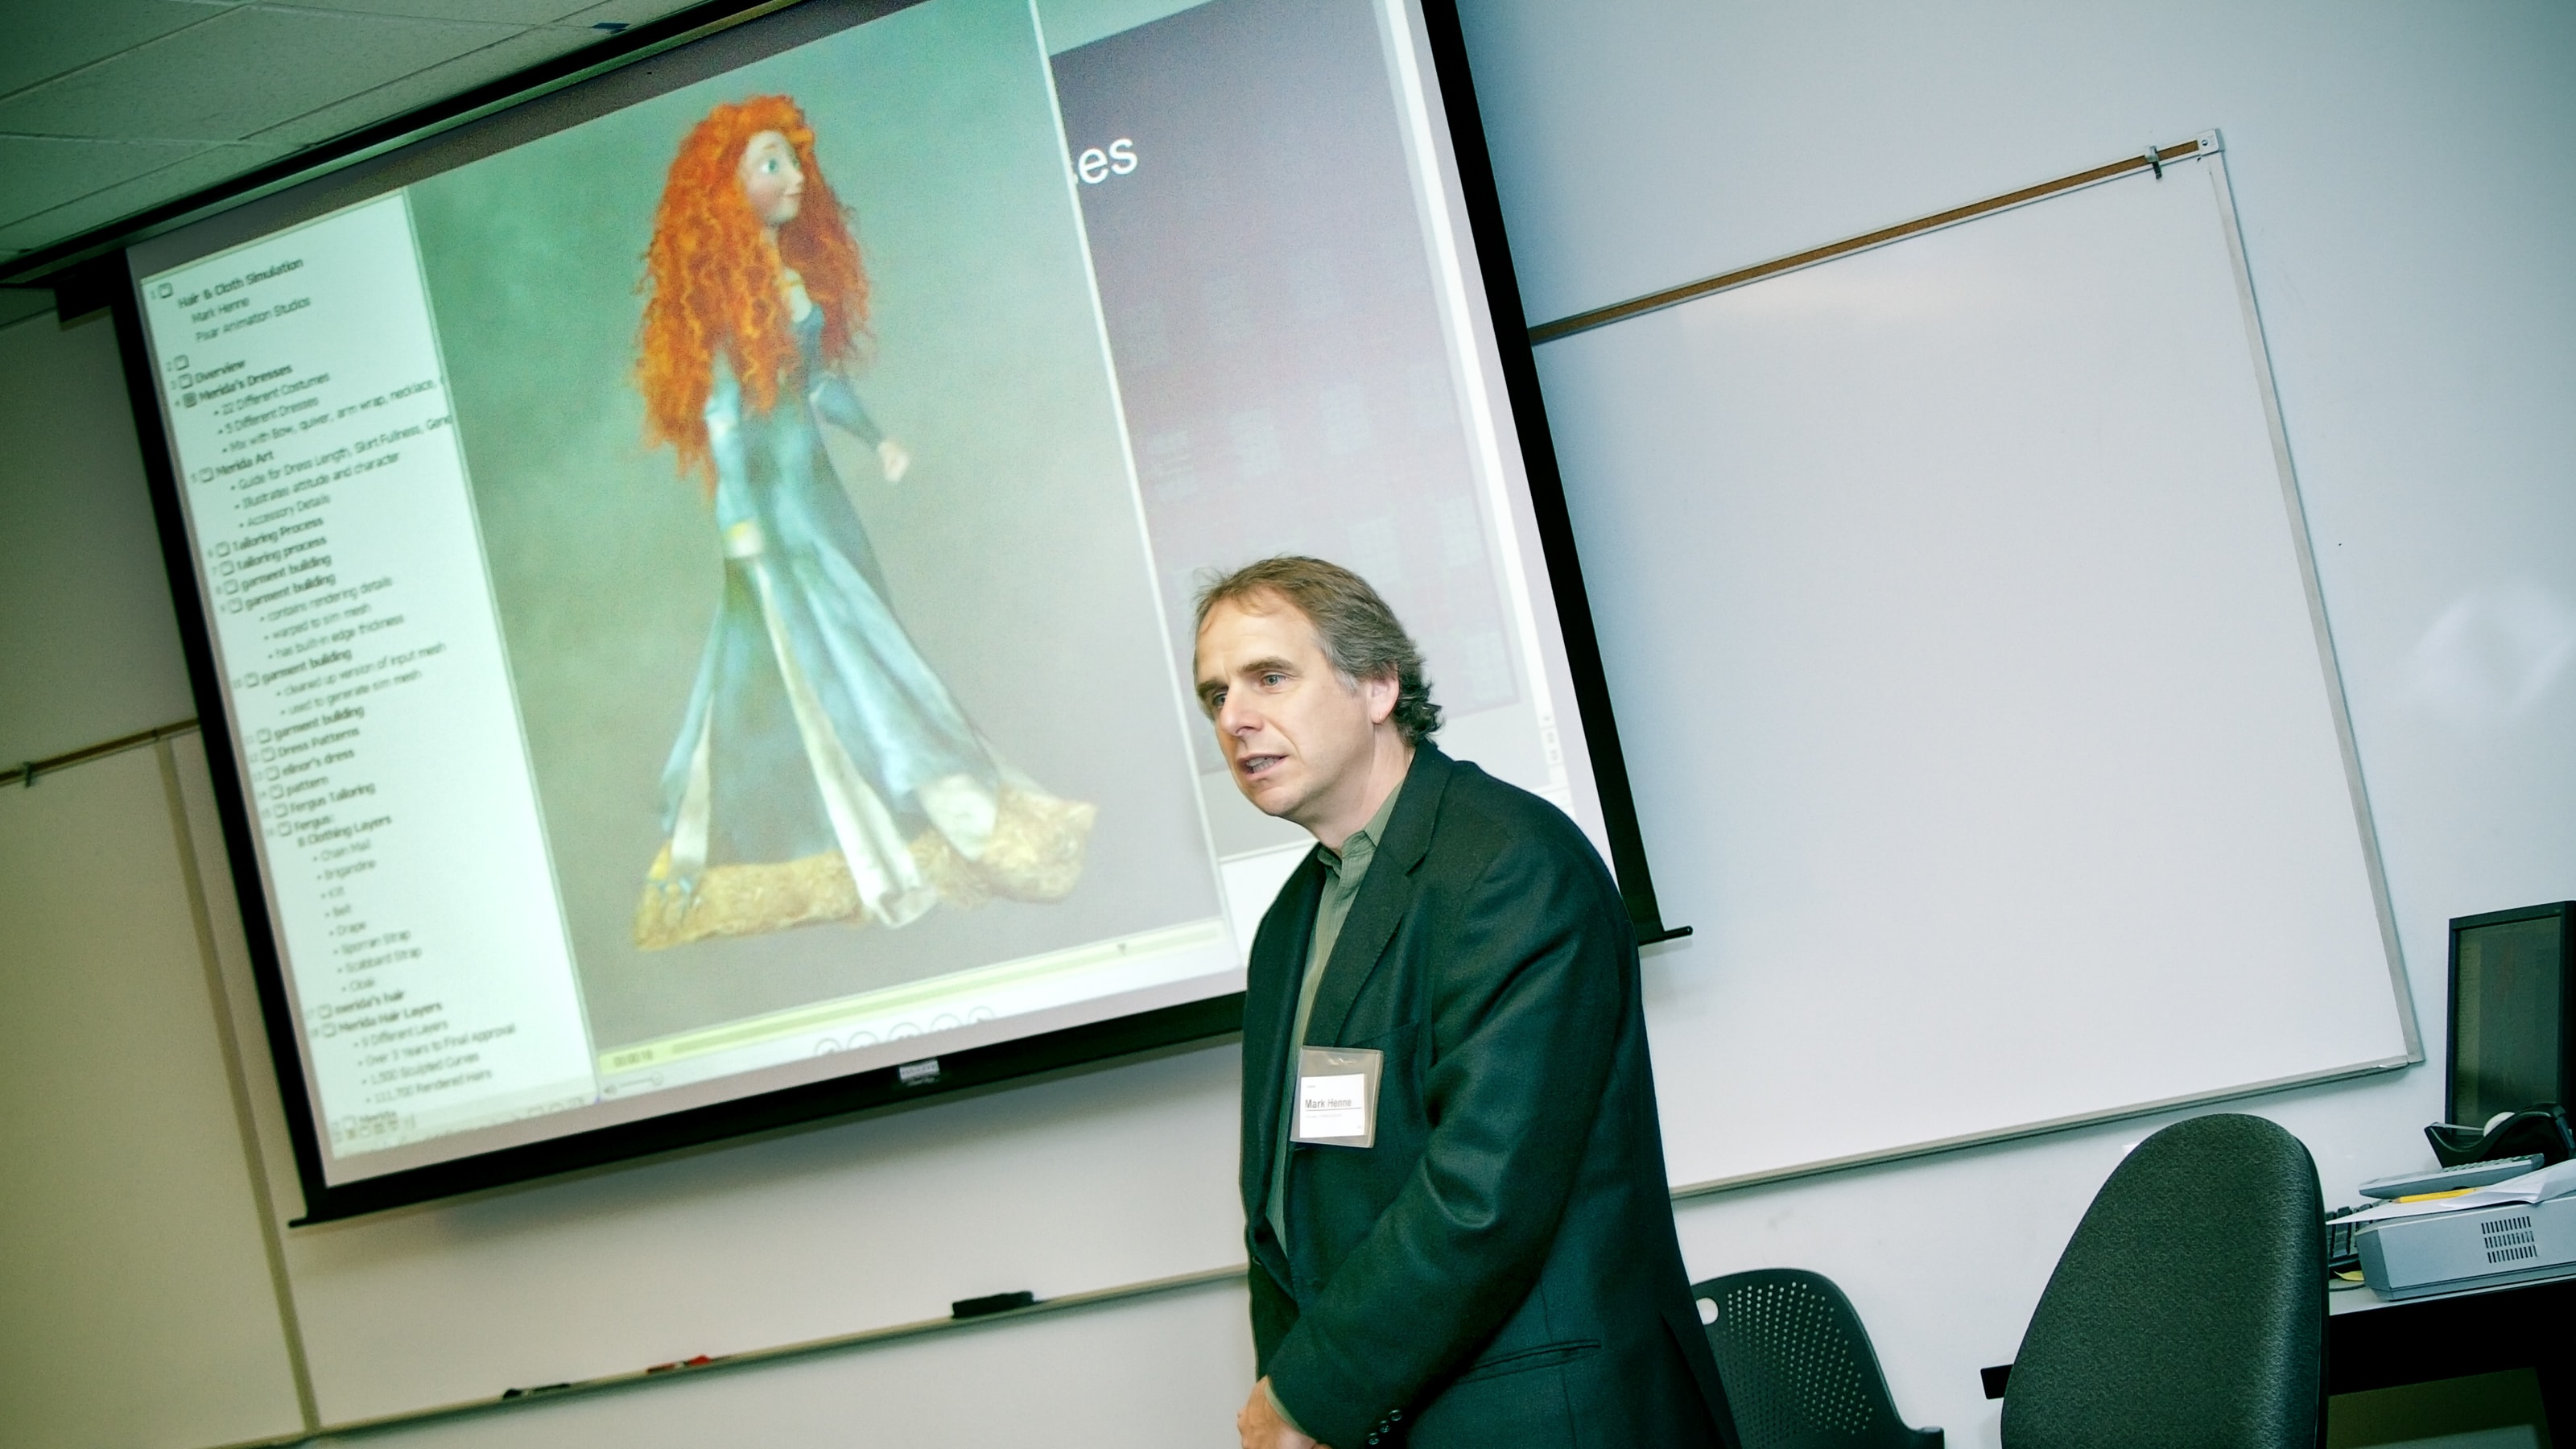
top-left (2450, 902), bottom-right (2576, 1127)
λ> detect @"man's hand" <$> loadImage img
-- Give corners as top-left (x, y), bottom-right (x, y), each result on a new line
top-left (1238, 1377), bottom-right (1322, 1449)
top-left (877, 438), bottom-right (911, 483)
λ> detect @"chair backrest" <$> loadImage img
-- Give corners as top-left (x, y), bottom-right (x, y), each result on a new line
top-left (2002, 1113), bottom-right (2325, 1449)
top-left (1694, 1268), bottom-right (1942, 1449)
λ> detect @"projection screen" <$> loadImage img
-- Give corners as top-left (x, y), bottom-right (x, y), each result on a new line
top-left (117, 0), bottom-right (1662, 1219)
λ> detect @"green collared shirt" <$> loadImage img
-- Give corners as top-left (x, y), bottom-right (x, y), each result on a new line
top-left (1265, 777), bottom-right (1406, 1254)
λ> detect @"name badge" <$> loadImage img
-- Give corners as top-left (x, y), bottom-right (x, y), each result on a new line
top-left (1294, 1046), bottom-right (1382, 1149)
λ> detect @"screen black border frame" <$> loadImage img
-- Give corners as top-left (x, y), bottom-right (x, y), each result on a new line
top-left (93, 0), bottom-right (1672, 1223)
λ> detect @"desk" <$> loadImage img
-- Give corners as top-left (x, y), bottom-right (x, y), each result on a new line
top-left (2328, 1267), bottom-right (2575, 1419)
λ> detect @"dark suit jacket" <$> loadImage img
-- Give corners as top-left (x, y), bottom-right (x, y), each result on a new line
top-left (1244, 744), bottom-right (1735, 1449)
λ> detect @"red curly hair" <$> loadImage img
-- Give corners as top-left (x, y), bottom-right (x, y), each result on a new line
top-left (638, 95), bottom-right (869, 486)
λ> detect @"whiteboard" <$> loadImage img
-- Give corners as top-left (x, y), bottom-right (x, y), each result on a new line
top-left (1534, 143), bottom-right (2417, 1191)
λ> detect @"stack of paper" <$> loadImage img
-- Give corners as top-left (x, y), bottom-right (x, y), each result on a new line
top-left (2346, 1158), bottom-right (2576, 1223)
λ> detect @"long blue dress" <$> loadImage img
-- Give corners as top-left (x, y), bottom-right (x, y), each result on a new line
top-left (635, 306), bottom-right (1093, 948)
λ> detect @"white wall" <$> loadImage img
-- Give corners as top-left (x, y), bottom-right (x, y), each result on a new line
top-left (0, 741), bottom-right (308, 1447)
top-left (0, 309), bottom-right (192, 763)
top-left (2, 2), bottom-right (2571, 1445)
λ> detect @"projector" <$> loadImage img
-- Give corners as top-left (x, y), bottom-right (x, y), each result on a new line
top-left (2355, 1191), bottom-right (2576, 1299)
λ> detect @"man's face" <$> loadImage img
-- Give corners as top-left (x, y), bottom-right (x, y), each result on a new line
top-left (1194, 594), bottom-right (1392, 833)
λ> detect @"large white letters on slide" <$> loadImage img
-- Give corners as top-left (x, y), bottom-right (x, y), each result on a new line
top-left (142, 192), bottom-right (597, 1165)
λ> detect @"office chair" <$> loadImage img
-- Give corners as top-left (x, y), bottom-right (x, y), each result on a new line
top-left (1693, 1267), bottom-right (1943, 1449)
top-left (2001, 1113), bottom-right (2325, 1449)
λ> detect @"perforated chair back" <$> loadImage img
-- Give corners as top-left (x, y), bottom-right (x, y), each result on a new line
top-left (2001, 1113), bottom-right (2325, 1449)
top-left (1692, 1269), bottom-right (1942, 1449)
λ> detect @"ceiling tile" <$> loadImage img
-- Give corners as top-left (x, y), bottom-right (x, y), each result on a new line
top-left (0, 0), bottom-right (230, 102)
top-left (0, 4), bottom-right (522, 142)
top-left (0, 0), bottom-right (710, 262)
top-left (0, 138), bottom-right (291, 257)
top-left (551, 0), bottom-right (724, 32)
top-left (287, 0), bottom-right (625, 23)
top-left (247, 19), bottom-right (597, 147)
top-left (0, 134), bottom-right (213, 227)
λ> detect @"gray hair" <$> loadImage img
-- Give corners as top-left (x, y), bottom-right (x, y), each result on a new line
top-left (1192, 555), bottom-right (1442, 744)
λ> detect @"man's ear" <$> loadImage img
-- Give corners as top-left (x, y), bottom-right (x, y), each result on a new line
top-left (1362, 671), bottom-right (1400, 726)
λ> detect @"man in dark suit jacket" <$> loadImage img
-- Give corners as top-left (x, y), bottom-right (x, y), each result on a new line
top-left (1194, 557), bottom-right (1732, 1449)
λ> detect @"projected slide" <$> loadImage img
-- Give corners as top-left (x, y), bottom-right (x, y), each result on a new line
top-left (1056, 0), bottom-right (1577, 844)
top-left (131, 0), bottom-right (1606, 1198)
